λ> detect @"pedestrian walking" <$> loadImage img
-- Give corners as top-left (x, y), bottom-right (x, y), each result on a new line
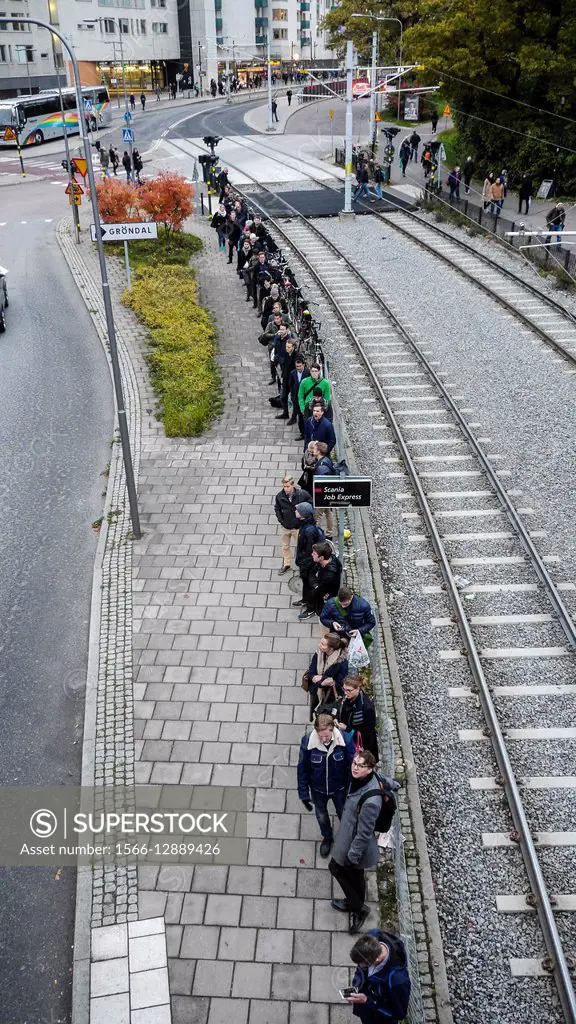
top-left (320, 585), bottom-right (376, 645)
top-left (132, 148), bottom-right (143, 184)
top-left (399, 140), bottom-right (410, 177)
top-left (329, 749), bottom-right (382, 934)
top-left (353, 163), bottom-right (371, 202)
top-left (421, 144), bottom-right (432, 179)
top-left (211, 204), bottom-right (228, 250)
top-left (287, 88), bottom-right (293, 107)
top-left (109, 145), bottom-right (119, 176)
top-left (304, 634), bottom-right (349, 718)
top-left (304, 400), bottom-right (336, 453)
top-left (122, 150), bottom-right (132, 181)
top-left (298, 714), bottom-right (355, 858)
top-left (294, 502), bottom-right (325, 601)
top-left (409, 129), bottom-right (421, 161)
top-left (274, 475), bottom-right (311, 575)
top-left (156, 85), bottom-right (162, 101)
top-left (347, 929), bottom-right (411, 1021)
top-left (463, 156), bottom-right (474, 195)
top-left (546, 202), bottom-right (566, 250)
top-left (518, 174), bottom-right (532, 215)
top-left (99, 146), bottom-right (110, 178)
top-left (490, 176), bottom-right (505, 216)
top-left (371, 163), bottom-right (384, 201)
top-left (271, 99), bottom-right (279, 122)
top-left (129, 94), bottom-right (136, 111)
top-left (336, 676), bottom-right (379, 760)
top-left (210, 78), bottom-right (217, 98)
top-left (500, 167), bottom-right (508, 198)
top-left (448, 165), bottom-right (461, 201)
top-left (431, 111), bottom-right (438, 133)
top-left (140, 92), bottom-right (146, 111)
top-left (299, 541), bottom-right (342, 620)
top-left (482, 172), bottom-right (494, 209)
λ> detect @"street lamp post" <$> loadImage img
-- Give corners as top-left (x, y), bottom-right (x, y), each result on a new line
top-left (343, 38), bottom-right (353, 214)
top-left (368, 30), bottom-right (377, 154)
top-left (266, 16), bottom-right (274, 131)
top-left (0, 15), bottom-right (141, 539)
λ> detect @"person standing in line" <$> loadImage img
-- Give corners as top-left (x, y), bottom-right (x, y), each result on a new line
top-left (305, 634), bottom-right (349, 718)
top-left (329, 749), bottom-right (381, 934)
top-left (431, 111), bottom-right (438, 133)
top-left (462, 156), bottom-right (474, 195)
top-left (299, 541), bottom-right (342, 621)
top-left (408, 129), bottom-right (421, 161)
top-left (336, 676), bottom-right (379, 760)
top-left (518, 174), bottom-right (533, 215)
top-left (290, 355), bottom-right (310, 432)
top-left (347, 929), bottom-right (411, 1021)
top-left (277, 338), bottom-right (298, 420)
top-left (140, 92), bottom-right (146, 111)
top-left (225, 210), bottom-right (242, 265)
top-left (129, 93), bottom-right (136, 111)
top-left (304, 400), bottom-right (336, 454)
top-left (274, 475), bottom-right (311, 575)
top-left (312, 441), bottom-right (336, 540)
top-left (294, 502), bottom-right (324, 604)
top-left (320, 585), bottom-right (376, 644)
top-left (287, 88), bottom-right (293, 106)
top-left (298, 714), bottom-right (355, 858)
top-left (211, 203), bottom-right (228, 251)
top-left (482, 172), bottom-right (494, 209)
top-left (298, 362), bottom-right (331, 419)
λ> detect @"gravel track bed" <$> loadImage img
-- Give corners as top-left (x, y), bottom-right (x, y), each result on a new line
top-left (271, 220), bottom-right (576, 1023)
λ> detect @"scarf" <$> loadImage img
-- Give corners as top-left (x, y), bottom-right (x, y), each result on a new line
top-left (317, 646), bottom-right (342, 676)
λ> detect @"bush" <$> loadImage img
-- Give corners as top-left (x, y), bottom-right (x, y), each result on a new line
top-left (94, 178), bottom-right (141, 222)
top-left (124, 264), bottom-right (222, 436)
top-left (138, 172), bottom-right (194, 233)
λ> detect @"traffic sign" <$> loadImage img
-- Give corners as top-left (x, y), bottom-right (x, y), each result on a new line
top-left (122, 127), bottom-right (134, 143)
top-left (443, 103), bottom-right (451, 116)
top-left (313, 477), bottom-right (372, 509)
top-left (72, 157), bottom-right (88, 177)
top-left (90, 222), bottom-right (159, 242)
top-left (123, 110), bottom-right (132, 122)
top-left (65, 181), bottom-right (84, 196)
top-left (69, 194), bottom-right (82, 206)
top-left (328, 108), bottom-right (334, 120)
top-left (374, 112), bottom-right (382, 122)
top-left (84, 99), bottom-right (93, 113)
top-left (3, 126), bottom-right (16, 141)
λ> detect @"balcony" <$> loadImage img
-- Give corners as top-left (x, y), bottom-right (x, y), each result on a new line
top-left (300, 2), bottom-right (310, 8)
top-left (214, 0), bottom-right (221, 7)
top-left (254, 0), bottom-right (268, 7)
top-left (255, 16), bottom-right (268, 26)
top-left (255, 34), bottom-right (265, 43)
top-left (215, 16), bottom-right (222, 29)
top-left (216, 35), bottom-right (223, 44)
top-left (300, 35), bottom-right (311, 45)
top-left (300, 19), bottom-right (310, 28)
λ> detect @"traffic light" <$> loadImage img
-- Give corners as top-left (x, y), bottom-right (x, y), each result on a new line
top-left (203, 135), bottom-right (222, 157)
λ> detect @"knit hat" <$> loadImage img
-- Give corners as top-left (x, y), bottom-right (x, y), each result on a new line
top-left (295, 502), bottom-right (314, 520)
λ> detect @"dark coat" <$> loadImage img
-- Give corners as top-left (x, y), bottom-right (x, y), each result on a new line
top-left (463, 159), bottom-right (474, 182)
top-left (237, 246), bottom-right (253, 272)
top-left (307, 554), bottom-right (342, 604)
top-left (351, 929), bottom-right (411, 1024)
top-left (274, 486), bottom-right (311, 530)
top-left (320, 595), bottom-right (376, 637)
top-left (339, 691), bottom-right (378, 760)
top-left (307, 651), bottom-right (348, 692)
top-left (303, 415), bottom-right (336, 453)
top-left (295, 519), bottom-right (323, 574)
top-left (290, 367), bottom-right (310, 407)
top-left (356, 166), bottom-right (369, 184)
top-left (297, 727), bottom-right (355, 799)
top-left (331, 772), bottom-right (381, 869)
top-left (314, 455), bottom-right (336, 476)
top-left (226, 220), bottom-right (242, 246)
top-left (519, 176), bottom-right (533, 199)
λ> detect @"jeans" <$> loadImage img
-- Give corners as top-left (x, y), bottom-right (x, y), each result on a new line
top-left (373, 182), bottom-right (383, 199)
top-left (410, 147), bottom-right (418, 162)
top-left (491, 199), bottom-right (503, 217)
top-left (329, 857), bottom-right (366, 911)
top-left (353, 182), bottom-right (370, 201)
top-left (312, 790), bottom-right (346, 840)
top-left (518, 198), bottom-right (530, 215)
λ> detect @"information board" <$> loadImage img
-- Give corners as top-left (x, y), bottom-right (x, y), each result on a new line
top-left (313, 477), bottom-right (372, 509)
top-left (536, 179), bottom-right (554, 200)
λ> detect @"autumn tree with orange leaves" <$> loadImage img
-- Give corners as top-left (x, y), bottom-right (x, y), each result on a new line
top-left (94, 178), bottom-right (141, 223)
top-left (138, 172), bottom-right (194, 234)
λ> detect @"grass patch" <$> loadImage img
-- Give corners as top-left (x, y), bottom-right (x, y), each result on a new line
top-left (117, 227), bottom-right (203, 270)
top-left (376, 858), bottom-right (399, 930)
top-left (124, 262), bottom-right (222, 436)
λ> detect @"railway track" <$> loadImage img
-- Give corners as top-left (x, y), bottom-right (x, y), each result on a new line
top-left (193, 159), bottom-right (576, 1019)
top-left (201, 131), bottom-right (576, 369)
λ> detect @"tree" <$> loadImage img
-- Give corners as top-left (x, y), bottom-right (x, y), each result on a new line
top-left (138, 173), bottom-right (194, 234)
top-left (94, 178), bottom-right (141, 223)
top-left (321, 1), bottom-right (410, 67)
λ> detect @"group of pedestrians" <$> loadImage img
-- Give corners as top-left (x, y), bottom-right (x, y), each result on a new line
top-left (209, 178), bottom-right (411, 1018)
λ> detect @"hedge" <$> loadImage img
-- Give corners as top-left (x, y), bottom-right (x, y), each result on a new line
top-left (124, 264), bottom-right (222, 436)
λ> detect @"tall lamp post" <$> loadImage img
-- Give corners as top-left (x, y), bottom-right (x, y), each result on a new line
top-left (266, 15), bottom-right (274, 131)
top-left (0, 15), bottom-right (142, 539)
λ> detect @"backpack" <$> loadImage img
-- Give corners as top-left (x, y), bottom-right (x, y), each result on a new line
top-left (356, 773), bottom-right (397, 834)
top-left (316, 455), bottom-right (337, 476)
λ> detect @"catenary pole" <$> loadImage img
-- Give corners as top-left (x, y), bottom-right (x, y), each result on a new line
top-left (368, 30), bottom-right (377, 156)
top-left (0, 15), bottom-right (141, 539)
top-left (344, 38), bottom-right (354, 213)
top-left (267, 17), bottom-right (274, 131)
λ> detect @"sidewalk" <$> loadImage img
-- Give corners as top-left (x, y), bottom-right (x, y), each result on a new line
top-left (243, 92), bottom-right (302, 135)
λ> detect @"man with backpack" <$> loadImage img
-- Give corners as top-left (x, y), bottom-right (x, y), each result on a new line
top-left (299, 541), bottom-right (342, 620)
top-left (313, 440), bottom-right (336, 539)
top-left (274, 475), bottom-right (311, 575)
top-left (347, 929), bottom-right (411, 1022)
top-left (329, 750), bottom-right (397, 934)
top-left (298, 714), bottom-right (355, 858)
top-left (294, 502), bottom-right (324, 605)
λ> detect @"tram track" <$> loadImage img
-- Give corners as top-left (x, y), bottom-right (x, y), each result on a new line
top-left (181, 148), bottom-right (576, 1019)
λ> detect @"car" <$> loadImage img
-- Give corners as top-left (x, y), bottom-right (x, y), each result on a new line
top-left (0, 265), bottom-right (7, 332)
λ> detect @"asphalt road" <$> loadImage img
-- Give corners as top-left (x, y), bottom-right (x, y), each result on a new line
top-left (0, 183), bottom-right (113, 1023)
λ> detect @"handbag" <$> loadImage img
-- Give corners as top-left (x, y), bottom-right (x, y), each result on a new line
top-left (301, 672), bottom-right (310, 693)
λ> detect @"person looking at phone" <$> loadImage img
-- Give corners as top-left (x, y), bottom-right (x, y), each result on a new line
top-left (346, 929), bottom-right (411, 1021)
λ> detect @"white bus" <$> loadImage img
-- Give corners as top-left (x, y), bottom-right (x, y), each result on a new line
top-left (0, 85), bottom-right (111, 147)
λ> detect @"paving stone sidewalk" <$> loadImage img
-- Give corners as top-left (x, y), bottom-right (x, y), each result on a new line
top-left (132, 220), bottom-right (380, 1024)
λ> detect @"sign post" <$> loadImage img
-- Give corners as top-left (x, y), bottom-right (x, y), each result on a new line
top-left (90, 221), bottom-right (158, 287)
top-left (313, 477), bottom-right (372, 509)
top-left (4, 125), bottom-right (26, 177)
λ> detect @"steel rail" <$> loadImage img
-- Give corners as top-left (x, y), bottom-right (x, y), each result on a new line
top-left (188, 150), bottom-right (576, 1016)
top-left (210, 131), bottom-right (576, 366)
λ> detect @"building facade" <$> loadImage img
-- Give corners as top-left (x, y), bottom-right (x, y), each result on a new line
top-left (0, 0), bottom-right (64, 97)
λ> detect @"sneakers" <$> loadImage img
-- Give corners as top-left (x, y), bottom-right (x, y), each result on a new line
top-left (320, 838), bottom-right (332, 858)
top-left (292, 599), bottom-right (304, 607)
top-left (277, 565), bottom-right (290, 575)
top-left (349, 905), bottom-right (370, 934)
top-left (298, 609), bottom-right (314, 620)
top-left (275, 413), bottom-right (289, 420)
top-left (331, 898), bottom-right (350, 913)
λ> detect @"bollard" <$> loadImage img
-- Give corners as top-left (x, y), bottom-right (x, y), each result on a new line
top-left (200, 193), bottom-right (205, 215)
top-left (208, 192), bottom-right (213, 215)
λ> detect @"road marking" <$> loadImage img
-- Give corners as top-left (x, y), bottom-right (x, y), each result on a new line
top-left (483, 832), bottom-right (576, 848)
top-left (471, 776), bottom-right (576, 790)
top-left (497, 894), bottom-right (576, 913)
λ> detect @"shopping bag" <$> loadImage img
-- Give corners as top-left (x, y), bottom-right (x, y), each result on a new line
top-left (348, 632), bottom-right (370, 671)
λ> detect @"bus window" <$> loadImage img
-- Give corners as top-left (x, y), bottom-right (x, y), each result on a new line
top-left (97, 88), bottom-right (109, 105)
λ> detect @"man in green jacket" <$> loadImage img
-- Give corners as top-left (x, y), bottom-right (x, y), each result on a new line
top-left (297, 363), bottom-right (331, 418)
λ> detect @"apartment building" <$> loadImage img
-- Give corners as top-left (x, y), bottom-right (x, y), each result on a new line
top-left (0, 0), bottom-right (64, 96)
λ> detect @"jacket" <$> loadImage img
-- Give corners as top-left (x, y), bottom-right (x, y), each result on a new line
top-left (463, 159), bottom-right (474, 182)
top-left (274, 486), bottom-right (311, 530)
top-left (211, 211), bottom-right (227, 230)
top-left (339, 691), bottom-right (379, 760)
top-left (409, 131), bottom-right (420, 147)
top-left (546, 206), bottom-right (566, 229)
top-left (482, 177), bottom-right (493, 200)
top-left (304, 415), bottom-right (336, 454)
top-left (297, 374), bottom-right (330, 413)
top-left (290, 368), bottom-right (311, 406)
top-left (320, 595), bottom-right (376, 637)
top-left (356, 166), bottom-right (369, 184)
top-left (295, 519), bottom-right (323, 573)
top-left (331, 772), bottom-right (381, 869)
top-left (314, 455), bottom-right (336, 477)
top-left (519, 176), bottom-right (532, 199)
top-left (226, 220), bottom-right (242, 246)
top-left (237, 246), bottom-right (253, 271)
top-left (297, 727), bottom-right (355, 799)
top-left (490, 180), bottom-right (504, 201)
top-left (307, 554), bottom-right (342, 604)
top-left (351, 929), bottom-right (411, 1023)
top-left (308, 649), bottom-right (348, 693)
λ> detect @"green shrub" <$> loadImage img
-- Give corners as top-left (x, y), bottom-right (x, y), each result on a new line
top-left (124, 263), bottom-right (221, 436)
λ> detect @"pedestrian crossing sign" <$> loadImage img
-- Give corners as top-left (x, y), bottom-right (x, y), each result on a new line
top-left (122, 127), bottom-right (134, 143)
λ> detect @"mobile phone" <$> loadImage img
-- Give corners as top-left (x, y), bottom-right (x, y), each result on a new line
top-left (339, 987), bottom-right (358, 999)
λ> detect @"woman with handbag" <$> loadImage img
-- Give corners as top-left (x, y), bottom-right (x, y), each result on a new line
top-left (336, 676), bottom-right (379, 760)
top-left (303, 633), bottom-right (349, 721)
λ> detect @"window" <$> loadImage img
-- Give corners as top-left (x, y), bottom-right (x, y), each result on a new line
top-left (0, 13), bottom-right (6, 30)
top-left (152, 20), bottom-right (167, 31)
top-left (40, 50), bottom-right (48, 57)
top-left (119, 16), bottom-right (128, 31)
top-left (139, 17), bottom-right (145, 31)
top-left (0, 43), bottom-right (7, 59)
top-left (79, 20), bottom-right (95, 27)
top-left (273, 27), bottom-right (287, 38)
top-left (272, 7), bottom-right (287, 18)
top-left (10, 12), bottom-right (30, 31)
top-left (15, 43), bottom-right (33, 61)
top-left (103, 17), bottom-right (115, 30)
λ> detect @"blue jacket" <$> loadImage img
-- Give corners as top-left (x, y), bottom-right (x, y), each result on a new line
top-left (303, 414), bottom-right (336, 454)
top-left (351, 929), bottom-right (411, 1023)
top-left (320, 595), bottom-right (376, 637)
top-left (307, 652), bottom-right (348, 694)
top-left (297, 727), bottom-right (355, 799)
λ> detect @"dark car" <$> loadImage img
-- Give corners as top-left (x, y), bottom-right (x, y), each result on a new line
top-left (0, 265), bottom-right (7, 332)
